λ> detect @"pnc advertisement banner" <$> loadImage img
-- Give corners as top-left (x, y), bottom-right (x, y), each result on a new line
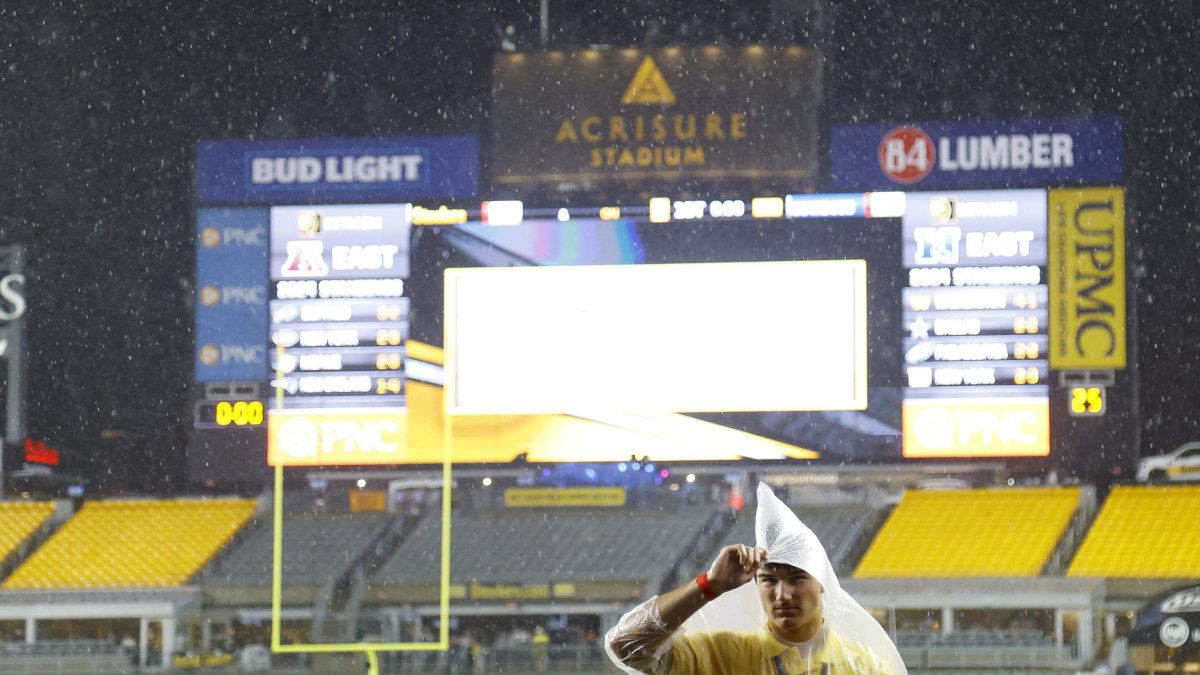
top-left (267, 409), bottom-right (408, 466)
top-left (1048, 188), bottom-right (1127, 369)
top-left (831, 117), bottom-right (1123, 190)
top-left (195, 208), bottom-right (270, 382)
top-left (490, 46), bottom-right (821, 188)
top-left (197, 136), bottom-right (478, 204)
top-left (902, 397), bottom-right (1050, 458)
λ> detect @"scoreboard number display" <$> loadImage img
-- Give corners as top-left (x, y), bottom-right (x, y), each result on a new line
top-left (195, 400), bottom-right (265, 428)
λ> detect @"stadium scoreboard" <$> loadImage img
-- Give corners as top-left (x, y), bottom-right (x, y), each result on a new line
top-left (190, 187), bottom-right (1128, 477)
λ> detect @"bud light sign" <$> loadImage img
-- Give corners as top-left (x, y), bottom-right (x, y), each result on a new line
top-left (197, 136), bottom-right (478, 204)
top-left (832, 117), bottom-right (1123, 190)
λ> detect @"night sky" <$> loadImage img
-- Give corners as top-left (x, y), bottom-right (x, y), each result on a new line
top-left (0, 0), bottom-right (1196, 491)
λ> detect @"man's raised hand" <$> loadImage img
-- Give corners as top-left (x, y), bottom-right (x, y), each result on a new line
top-left (706, 544), bottom-right (768, 596)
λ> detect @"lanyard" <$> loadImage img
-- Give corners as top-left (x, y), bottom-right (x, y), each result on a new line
top-left (773, 655), bottom-right (829, 675)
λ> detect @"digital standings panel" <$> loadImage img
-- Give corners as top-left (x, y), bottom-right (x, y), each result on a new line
top-left (267, 204), bottom-right (412, 466)
top-left (900, 190), bottom-right (1051, 458)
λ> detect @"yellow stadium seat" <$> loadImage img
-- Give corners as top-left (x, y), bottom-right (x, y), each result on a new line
top-left (0, 502), bottom-right (56, 565)
top-left (854, 488), bottom-right (1080, 578)
top-left (1068, 485), bottom-right (1200, 578)
top-left (2, 498), bottom-right (256, 589)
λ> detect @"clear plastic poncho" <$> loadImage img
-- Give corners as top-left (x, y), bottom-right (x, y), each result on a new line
top-left (605, 482), bottom-right (907, 674)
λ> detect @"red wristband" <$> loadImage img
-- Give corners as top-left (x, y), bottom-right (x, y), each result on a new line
top-left (695, 572), bottom-right (719, 601)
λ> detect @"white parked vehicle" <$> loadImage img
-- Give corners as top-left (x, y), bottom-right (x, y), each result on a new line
top-left (1136, 442), bottom-right (1200, 483)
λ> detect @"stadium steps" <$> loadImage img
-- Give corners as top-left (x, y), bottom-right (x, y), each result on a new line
top-left (854, 487), bottom-right (1082, 578)
top-left (1042, 485), bottom-right (1098, 575)
top-left (0, 501), bottom-right (58, 583)
top-left (318, 514), bottom-right (406, 644)
top-left (837, 504), bottom-right (891, 575)
top-left (659, 507), bottom-right (734, 594)
top-left (2, 497), bottom-right (257, 589)
top-left (1067, 485), bottom-right (1200, 578)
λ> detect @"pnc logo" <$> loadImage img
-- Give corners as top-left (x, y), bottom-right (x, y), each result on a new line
top-left (200, 227), bottom-right (222, 248)
top-left (200, 226), bottom-right (266, 247)
top-left (903, 399), bottom-right (1049, 458)
top-left (879, 126), bottom-right (935, 184)
top-left (198, 344), bottom-right (220, 366)
top-left (199, 286), bottom-right (220, 306)
top-left (198, 344), bottom-right (265, 367)
top-left (199, 285), bottom-right (266, 306)
top-left (275, 416), bottom-right (402, 463)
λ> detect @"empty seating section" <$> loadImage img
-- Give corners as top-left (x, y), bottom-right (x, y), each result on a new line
top-left (201, 513), bottom-right (396, 585)
top-left (1068, 485), bottom-right (1200, 578)
top-left (855, 488), bottom-right (1080, 578)
top-left (717, 506), bottom-right (873, 572)
top-left (375, 506), bottom-right (717, 585)
top-left (0, 501), bottom-right (54, 563)
top-left (2, 498), bottom-right (255, 589)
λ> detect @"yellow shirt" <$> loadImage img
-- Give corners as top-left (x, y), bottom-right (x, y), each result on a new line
top-left (667, 626), bottom-right (888, 675)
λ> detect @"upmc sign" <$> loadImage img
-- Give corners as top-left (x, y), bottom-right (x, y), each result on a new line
top-left (831, 117), bottom-right (1123, 190)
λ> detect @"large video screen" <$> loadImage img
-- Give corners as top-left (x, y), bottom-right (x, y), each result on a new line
top-left (444, 260), bottom-right (867, 415)
top-left (400, 197), bottom-right (906, 466)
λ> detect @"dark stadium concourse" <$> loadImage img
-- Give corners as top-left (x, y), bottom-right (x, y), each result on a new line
top-left (0, 0), bottom-right (1199, 674)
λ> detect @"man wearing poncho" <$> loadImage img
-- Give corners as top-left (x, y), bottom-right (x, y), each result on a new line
top-left (606, 483), bottom-right (906, 674)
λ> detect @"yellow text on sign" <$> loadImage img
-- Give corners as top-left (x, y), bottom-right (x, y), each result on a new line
top-left (903, 397), bottom-right (1050, 458)
top-left (1048, 188), bottom-right (1127, 369)
top-left (1069, 386), bottom-right (1105, 417)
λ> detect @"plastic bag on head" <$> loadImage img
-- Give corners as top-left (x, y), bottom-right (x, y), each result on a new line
top-left (757, 482), bottom-right (906, 673)
top-left (678, 482), bottom-right (907, 674)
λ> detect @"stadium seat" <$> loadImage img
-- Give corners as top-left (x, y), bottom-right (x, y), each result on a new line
top-left (854, 488), bottom-right (1080, 578)
top-left (1068, 485), bottom-right (1200, 578)
top-left (200, 512), bottom-right (396, 586)
top-left (0, 501), bottom-right (55, 565)
top-left (2, 498), bottom-right (256, 589)
top-left (374, 505), bottom-right (718, 586)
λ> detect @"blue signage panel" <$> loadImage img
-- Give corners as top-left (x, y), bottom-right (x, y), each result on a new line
top-left (195, 208), bottom-right (270, 381)
top-left (197, 136), bottom-right (479, 204)
top-left (831, 117), bottom-right (1123, 190)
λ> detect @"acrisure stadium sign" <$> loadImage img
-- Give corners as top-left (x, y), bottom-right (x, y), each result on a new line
top-left (489, 45), bottom-right (821, 188)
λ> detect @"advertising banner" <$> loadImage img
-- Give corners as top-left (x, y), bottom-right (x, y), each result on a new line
top-left (195, 208), bottom-right (269, 381)
top-left (832, 117), bottom-right (1123, 190)
top-left (490, 45), bottom-right (821, 188)
top-left (1048, 188), bottom-right (1127, 369)
top-left (503, 487), bottom-right (627, 508)
top-left (197, 136), bottom-right (478, 204)
top-left (0, 245), bottom-right (27, 447)
top-left (902, 396), bottom-right (1050, 458)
